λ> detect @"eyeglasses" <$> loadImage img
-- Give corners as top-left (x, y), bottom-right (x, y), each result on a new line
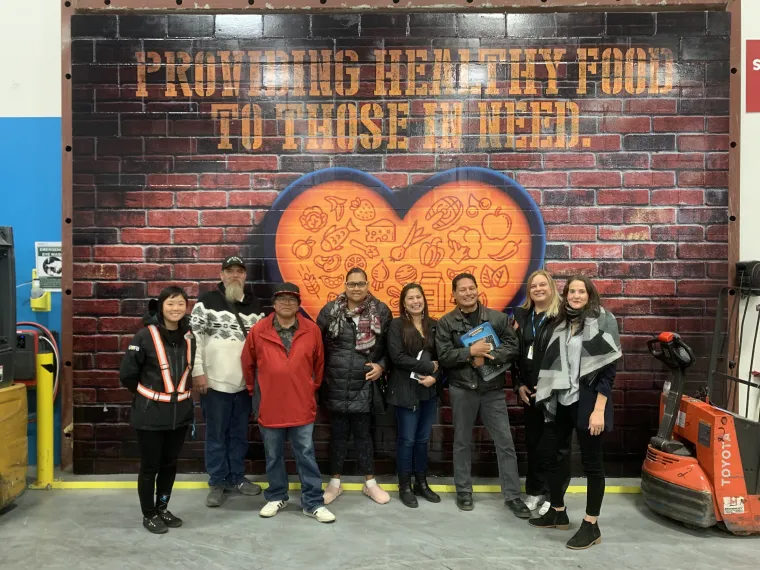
top-left (345, 281), bottom-right (368, 289)
top-left (275, 296), bottom-right (299, 304)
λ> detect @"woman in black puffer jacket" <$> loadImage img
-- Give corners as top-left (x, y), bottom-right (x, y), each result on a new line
top-left (120, 286), bottom-right (196, 535)
top-left (316, 268), bottom-right (392, 505)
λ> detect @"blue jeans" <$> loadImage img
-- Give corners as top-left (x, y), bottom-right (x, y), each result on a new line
top-left (259, 423), bottom-right (324, 513)
top-left (394, 397), bottom-right (438, 475)
top-left (201, 388), bottom-right (252, 488)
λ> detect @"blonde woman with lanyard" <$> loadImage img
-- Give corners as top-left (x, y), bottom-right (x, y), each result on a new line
top-left (510, 270), bottom-right (560, 515)
top-left (529, 275), bottom-right (622, 550)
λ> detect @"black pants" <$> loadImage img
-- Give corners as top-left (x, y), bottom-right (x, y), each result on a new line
top-left (330, 412), bottom-right (374, 476)
top-left (523, 402), bottom-right (549, 497)
top-left (136, 426), bottom-right (188, 517)
top-left (543, 402), bottom-right (605, 517)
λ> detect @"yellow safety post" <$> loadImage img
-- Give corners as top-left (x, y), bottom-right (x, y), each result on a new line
top-left (35, 351), bottom-right (55, 488)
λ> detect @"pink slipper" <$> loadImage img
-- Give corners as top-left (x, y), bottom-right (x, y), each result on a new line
top-left (363, 483), bottom-right (391, 504)
top-left (323, 484), bottom-right (343, 505)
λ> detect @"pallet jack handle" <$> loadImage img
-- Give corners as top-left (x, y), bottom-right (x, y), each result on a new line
top-left (647, 332), bottom-right (696, 453)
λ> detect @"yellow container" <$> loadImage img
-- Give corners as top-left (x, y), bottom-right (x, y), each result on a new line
top-left (0, 383), bottom-right (28, 508)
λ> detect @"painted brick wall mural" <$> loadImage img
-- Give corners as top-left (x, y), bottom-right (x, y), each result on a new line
top-left (70, 12), bottom-right (730, 476)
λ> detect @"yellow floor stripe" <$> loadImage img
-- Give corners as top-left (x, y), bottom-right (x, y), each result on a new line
top-left (30, 481), bottom-right (641, 493)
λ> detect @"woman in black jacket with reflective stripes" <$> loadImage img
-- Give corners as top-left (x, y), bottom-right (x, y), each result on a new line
top-left (120, 286), bottom-right (196, 534)
top-left (386, 283), bottom-right (442, 508)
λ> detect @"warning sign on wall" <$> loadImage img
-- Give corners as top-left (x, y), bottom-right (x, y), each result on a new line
top-left (35, 242), bottom-right (62, 291)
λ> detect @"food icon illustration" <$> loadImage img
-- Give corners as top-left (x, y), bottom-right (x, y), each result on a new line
top-left (327, 292), bottom-right (338, 302)
top-left (314, 254), bottom-right (342, 273)
top-left (387, 286), bottom-right (402, 310)
top-left (446, 265), bottom-right (477, 281)
top-left (321, 219), bottom-right (359, 252)
top-left (395, 264), bottom-right (418, 286)
top-left (272, 173), bottom-right (539, 321)
top-left (299, 266), bottom-right (320, 296)
top-left (480, 264), bottom-right (510, 288)
top-left (349, 240), bottom-right (379, 259)
top-left (325, 196), bottom-right (347, 222)
top-left (350, 197), bottom-right (376, 221)
top-left (420, 272), bottom-right (446, 312)
top-left (447, 226), bottom-right (482, 264)
top-left (478, 292), bottom-right (488, 306)
top-left (371, 259), bottom-right (390, 290)
top-left (366, 219), bottom-right (396, 243)
top-left (390, 221), bottom-right (430, 262)
top-left (466, 194), bottom-right (492, 218)
top-left (426, 196), bottom-right (463, 230)
top-left (482, 207), bottom-right (513, 241)
top-left (490, 240), bottom-right (521, 261)
top-left (344, 253), bottom-right (367, 271)
top-left (419, 237), bottom-right (445, 268)
top-left (319, 275), bottom-right (344, 288)
top-left (300, 206), bottom-right (328, 233)
top-left (292, 238), bottom-right (315, 260)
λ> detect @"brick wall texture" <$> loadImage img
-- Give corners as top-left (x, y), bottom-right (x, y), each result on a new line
top-left (70, 12), bottom-right (730, 476)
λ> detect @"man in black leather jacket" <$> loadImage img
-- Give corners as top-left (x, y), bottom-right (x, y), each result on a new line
top-left (436, 273), bottom-right (531, 518)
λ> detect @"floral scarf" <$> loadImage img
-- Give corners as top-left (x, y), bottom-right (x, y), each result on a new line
top-left (328, 292), bottom-right (382, 354)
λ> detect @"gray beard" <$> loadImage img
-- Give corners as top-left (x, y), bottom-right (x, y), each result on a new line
top-left (224, 282), bottom-right (244, 303)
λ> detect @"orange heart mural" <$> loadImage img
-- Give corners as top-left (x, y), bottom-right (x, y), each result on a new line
top-left (263, 168), bottom-right (546, 319)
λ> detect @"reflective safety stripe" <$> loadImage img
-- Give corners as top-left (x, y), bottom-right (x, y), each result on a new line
top-left (141, 324), bottom-right (193, 403)
top-left (148, 325), bottom-right (175, 393)
top-left (137, 383), bottom-right (192, 403)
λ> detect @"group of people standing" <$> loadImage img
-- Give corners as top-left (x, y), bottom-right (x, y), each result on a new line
top-left (119, 255), bottom-right (622, 550)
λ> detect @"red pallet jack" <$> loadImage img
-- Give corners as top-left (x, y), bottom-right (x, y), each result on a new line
top-left (642, 286), bottom-right (760, 535)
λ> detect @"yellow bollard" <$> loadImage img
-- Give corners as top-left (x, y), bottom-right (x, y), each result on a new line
top-left (35, 351), bottom-right (55, 488)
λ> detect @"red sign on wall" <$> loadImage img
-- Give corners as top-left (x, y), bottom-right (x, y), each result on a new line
top-left (747, 40), bottom-right (760, 112)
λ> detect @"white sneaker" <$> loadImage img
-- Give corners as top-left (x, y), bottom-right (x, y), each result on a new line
top-left (304, 506), bottom-right (336, 523)
top-left (538, 500), bottom-right (551, 516)
top-left (524, 494), bottom-right (544, 511)
top-left (259, 500), bottom-right (288, 518)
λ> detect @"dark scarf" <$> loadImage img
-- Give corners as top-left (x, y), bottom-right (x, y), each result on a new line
top-left (328, 292), bottom-right (382, 354)
top-left (535, 307), bottom-right (622, 422)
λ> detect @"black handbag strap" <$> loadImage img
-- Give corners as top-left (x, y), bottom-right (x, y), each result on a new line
top-left (225, 297), bottom-right (250, 338)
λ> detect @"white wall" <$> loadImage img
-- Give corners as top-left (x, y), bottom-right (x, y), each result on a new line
top-left (738, 0), bottom-right (760, 419)
top-left (0, 1), bottom-right (61, 118)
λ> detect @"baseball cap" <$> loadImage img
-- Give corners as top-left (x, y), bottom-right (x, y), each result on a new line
top-left (272, 282), bottom-right (301, 303)
top-left (222, 256), bottom-right (246, 270)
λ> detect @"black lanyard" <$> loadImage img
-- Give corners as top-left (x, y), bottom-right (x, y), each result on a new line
top-left (531, 310), bottom-right (546, 338)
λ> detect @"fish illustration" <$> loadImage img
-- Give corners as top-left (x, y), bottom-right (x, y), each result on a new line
top-left (321, 219), bottom-right (359, 252)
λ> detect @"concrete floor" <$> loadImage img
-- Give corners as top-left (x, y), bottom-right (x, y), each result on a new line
top-left (1, 483), bottom-right (757, 570)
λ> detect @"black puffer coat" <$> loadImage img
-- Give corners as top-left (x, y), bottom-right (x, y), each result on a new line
top-left (316, 300), bottom-right (392, 414)
top-left (119, 301), bottom-right (196, 431)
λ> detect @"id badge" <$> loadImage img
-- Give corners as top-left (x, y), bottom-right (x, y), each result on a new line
top-left (527, 345), bottom-right (533, 360)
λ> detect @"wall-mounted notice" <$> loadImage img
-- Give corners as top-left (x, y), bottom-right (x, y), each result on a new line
top-left (747, 40), bottom-right (760, 113)
top-left (35, 241), bottom-right (62, 291)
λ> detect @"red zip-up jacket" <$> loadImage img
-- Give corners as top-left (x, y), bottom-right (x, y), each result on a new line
top-left (241, 313), bottom-right (324, 428)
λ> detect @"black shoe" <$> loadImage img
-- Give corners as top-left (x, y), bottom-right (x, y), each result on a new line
top-left (528, 507), bottom-right (570, 530)
top-left (398, 474), bottom-right (418, 508)
top-left (206, 486), bottom-right (226, 508)
top-left (505, 497), bottom-right (532, 519)
top-left (413, 473), bottom-right (441, 503)
top-left (143, 514), bottom-right (168, 534)
top-left (456, 492), bottom-right (474, 511)
top-left (158, 509), bottom-right (183, 528)
top-left (567, 520), bottom-right (602, 550)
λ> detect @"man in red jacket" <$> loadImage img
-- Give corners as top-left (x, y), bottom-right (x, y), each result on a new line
top-left (241, 283), bottom-right (335, 523)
